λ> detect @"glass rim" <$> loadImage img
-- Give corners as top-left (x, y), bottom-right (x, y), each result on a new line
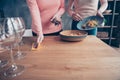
top-left (0, 17), bottom-right (23, 19)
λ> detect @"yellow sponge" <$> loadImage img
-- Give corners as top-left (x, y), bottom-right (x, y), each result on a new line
top-left (31, 42), bottom-right (41, 51)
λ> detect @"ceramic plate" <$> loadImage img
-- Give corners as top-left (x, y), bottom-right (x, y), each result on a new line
top-left (77, 16), bottom-right (104, 30)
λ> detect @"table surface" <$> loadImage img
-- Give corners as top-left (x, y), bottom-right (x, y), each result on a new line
top-left (1, 36), bottom-right (120, 80)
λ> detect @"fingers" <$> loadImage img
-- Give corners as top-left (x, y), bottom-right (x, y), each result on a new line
top-left (50, 16), bottom-right (56, 22)
top-left (51, 15), bottom-right (61, 26)
top-left (97, 11), bottom-right (104, 18)
top-left (72, 13), bottom-right (83, 21)
top-left (37, 35), bottom-right (44, 43)
top-left (51, 18), bottom-right (61, 26)
top-left (51, 14), bottom-right (61, 22)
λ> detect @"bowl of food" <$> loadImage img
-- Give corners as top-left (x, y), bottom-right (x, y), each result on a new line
top-left (77, 16), bottom-right (104, 30)
top-left (60, 30), bottom-right (88, 41)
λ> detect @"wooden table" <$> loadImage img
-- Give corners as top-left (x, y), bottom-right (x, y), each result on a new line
top-left (1, 36), bottom-right (120, 80)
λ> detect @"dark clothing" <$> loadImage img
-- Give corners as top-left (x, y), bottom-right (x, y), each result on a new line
top-left (32, 30), bottom-right (62, 36)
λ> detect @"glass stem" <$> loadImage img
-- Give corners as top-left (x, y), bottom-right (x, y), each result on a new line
top-left (10, 46), bottom-right (17, 67)
top-left (16, 35), bottom-right (22, 55)
top-left (17, 42), bottom-right (22, 55)
top-left (19, 39), bottom-right (24, 46)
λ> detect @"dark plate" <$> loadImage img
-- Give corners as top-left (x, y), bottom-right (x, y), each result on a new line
top-left (77, 16), bottom-right (104, 30)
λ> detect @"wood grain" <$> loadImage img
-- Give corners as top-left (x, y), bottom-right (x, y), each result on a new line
top-left (1, 36), bottom-right (120, 80)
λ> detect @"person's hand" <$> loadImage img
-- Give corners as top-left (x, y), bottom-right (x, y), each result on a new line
top-left (51, 14), bottom-right (61, 22)
top-left (32, 34), bottom-right (44, 49)
top-left (72, 12), bottom-right (83, 21)
top-left (32, 34), bottom-right (44, 50)
top-left (51, 17), bottom-right (61, 26)
top-left (37, 34), bottom-right (44, 43)
top-left (51, 14), bottom-right (61, 26)
top-left (97, 10), bottom-right (104, 18)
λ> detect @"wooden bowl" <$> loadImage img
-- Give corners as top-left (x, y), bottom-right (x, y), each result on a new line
top-left (60, 30), bottom-right (88, 41)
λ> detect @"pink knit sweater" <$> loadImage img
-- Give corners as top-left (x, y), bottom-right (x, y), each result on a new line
top-left (27, 0), bottom-right (65, 35)
top-left (68, 0), bottom-right (108, 19)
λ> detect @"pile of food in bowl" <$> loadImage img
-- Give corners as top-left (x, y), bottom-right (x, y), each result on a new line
top-left (82, 20), bottom-right (98, 29)
top-left (60, 30), bottom-right (88, 41)
top-left (77, 16), bottom-right (104, 30)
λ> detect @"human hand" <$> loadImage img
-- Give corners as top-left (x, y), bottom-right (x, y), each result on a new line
top-left (51, 14), bottom-right (61, 26)
top-left (37, 34), bottom-right (44, 43)
top-left (32, 34), bottom-right (44, 49)
top-left (97, 10), bottom-right (104, 18)
top-left (72, 12), bottom-right (83, 21)
top-left (51, 13), bottom-right (61, 22)
top-left (51, 18), bottom-right (61, 26)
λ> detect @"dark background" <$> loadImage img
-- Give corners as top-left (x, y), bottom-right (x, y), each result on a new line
top-left (0, 0), bottom-right (32, 29)
top-left (0, 0), bottom-right (71, 29)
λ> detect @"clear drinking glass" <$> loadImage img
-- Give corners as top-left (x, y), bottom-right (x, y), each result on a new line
top-left (0, 59), bottom-right (8, 68)
top-left (11, 17), bottom-right (26, 60)
top-left (0, 19), bottom-right (8, 68)
top-left (0, 18), bottom-right (24, 77)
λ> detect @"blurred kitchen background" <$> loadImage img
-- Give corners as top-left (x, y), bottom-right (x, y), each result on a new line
top-left (0, 0), bottom-right (120, 48)
top-left (0, 0), bottom-right (72, 30)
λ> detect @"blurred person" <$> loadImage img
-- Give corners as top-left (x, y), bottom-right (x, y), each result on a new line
top-left (27, 0), bottom-right (65, 45)
top-left (67, 0), bottom-right (108, 35)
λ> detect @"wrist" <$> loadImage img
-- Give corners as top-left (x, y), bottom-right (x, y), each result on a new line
top-left (98, 10), bottom-right (103, 14)
top-left (37, 31), bottom-right (43, 36)
top-left (68, 9), bottom-right (75, 17)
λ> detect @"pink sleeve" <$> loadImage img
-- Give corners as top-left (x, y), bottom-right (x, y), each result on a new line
top-left (26, 0), bottom-right (43, 35)
top-left (55, 0), bottom-right (65, 17)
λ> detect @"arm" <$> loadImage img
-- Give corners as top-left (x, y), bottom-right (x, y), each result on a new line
top-left (55, 0), bottom-right (65, 18)
top-left (51, 0), bottom-right (65, 25)
top-left (27, 0), bottom-right (43, 43)
top-left (67, 0), bottom-right (74, 17)
top-left (67, 0), bottom-right (82, 21)
top-left (99, 0), bottom-right (108, 13)
top-left (97, 0), bottom-right (108, 17)
top-left (26, 0), bottom-right (43, 36)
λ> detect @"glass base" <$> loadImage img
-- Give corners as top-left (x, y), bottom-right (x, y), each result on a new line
top-left (4, 65), bottom-right (25, 78)
top-left (0, 60), bottom-right (8, 68)
top-left (14, 51), bottom-right (27, 60)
